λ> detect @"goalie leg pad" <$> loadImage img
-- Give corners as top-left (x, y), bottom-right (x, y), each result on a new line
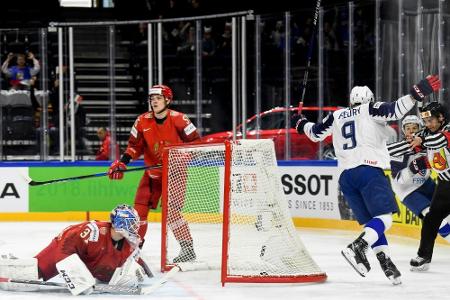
top-left (56, 254), bottom-right (95, 296)
top-left (0, 255), bottom-right (40, 292)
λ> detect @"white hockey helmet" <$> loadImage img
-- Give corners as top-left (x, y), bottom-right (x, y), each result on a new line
top-left (350, 86), bottom-right (374, 106)
top-left (401, 115), bottom-right (422, 134)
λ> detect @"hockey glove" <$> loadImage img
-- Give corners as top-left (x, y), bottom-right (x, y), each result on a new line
top-left (291, 114), bottom-right (308, 134)
top-left (108, 160), bottom-right (127, 180)
top-left (410, 75), bottom-right (441, 101)
top-left (409, 156), bottom-right (430, 174)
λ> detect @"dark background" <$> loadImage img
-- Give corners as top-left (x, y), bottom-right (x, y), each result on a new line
top-left (0, 0), bottom-right (357, 28)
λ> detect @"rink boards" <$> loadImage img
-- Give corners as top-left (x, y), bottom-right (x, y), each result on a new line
top-left (0, 160), bottom-right (441, 243)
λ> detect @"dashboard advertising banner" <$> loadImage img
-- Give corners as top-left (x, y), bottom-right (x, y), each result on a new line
top-left (279, 166), bottom-right (342, 220)
top-left (0, 167), bottom-right (29, 212)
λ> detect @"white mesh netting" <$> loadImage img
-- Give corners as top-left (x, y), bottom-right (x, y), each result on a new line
top-left (163, 140), bottom-right (325, 281)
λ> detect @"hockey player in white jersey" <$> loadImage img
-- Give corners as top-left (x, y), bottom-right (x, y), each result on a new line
top-left (292, 75), bottom-right (441, 284)
top-left (387, 115), bottom-right (450, 244)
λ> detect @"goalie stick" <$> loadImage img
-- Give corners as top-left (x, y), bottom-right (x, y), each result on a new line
top-left (22, 164), bottom-right (161, 186)
top-left (0, 266), bottom-right (180, 295)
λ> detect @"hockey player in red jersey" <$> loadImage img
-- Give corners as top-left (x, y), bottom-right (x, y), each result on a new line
top-left (0, 204), bottom-right (150, 295)
top-left (108, 84), bottom-right (201, 263)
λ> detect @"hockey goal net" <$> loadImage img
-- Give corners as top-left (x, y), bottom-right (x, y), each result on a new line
top-left (161, 139), bottom-right (326, 284)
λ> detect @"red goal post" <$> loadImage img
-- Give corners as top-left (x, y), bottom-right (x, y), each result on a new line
top-left (161, 139), bottom-right (327, 285)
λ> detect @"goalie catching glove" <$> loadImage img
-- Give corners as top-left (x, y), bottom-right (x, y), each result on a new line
top-left (109, 257), bottom-right (148, 288)
top-left (410, 75), bottom-right (441, 101)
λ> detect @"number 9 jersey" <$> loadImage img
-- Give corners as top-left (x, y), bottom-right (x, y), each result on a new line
top-left (302, 95), bottom-right (416, 170)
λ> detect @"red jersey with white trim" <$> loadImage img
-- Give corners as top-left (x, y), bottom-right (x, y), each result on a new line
top-left (124, 109), bottom-right (200, 178)
top-left (35, 221), bottom-right (134, 282)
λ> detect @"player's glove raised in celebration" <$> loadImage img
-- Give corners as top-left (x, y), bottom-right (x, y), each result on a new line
top-left (108, 160), bottom-right (127, 180)
top-left (408, 156), bottom-right (430, 174)
top-left (410, 75), bottom-right (441, 101)
top-left (291, 114), bottom-right (308, 134)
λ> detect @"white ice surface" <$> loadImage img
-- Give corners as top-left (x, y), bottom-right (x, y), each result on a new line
top-left (0, 222), bottom-right (449, 300)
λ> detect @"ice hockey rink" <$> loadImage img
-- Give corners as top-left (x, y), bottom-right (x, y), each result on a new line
top-left (0, 222), bottom-right (449, 300)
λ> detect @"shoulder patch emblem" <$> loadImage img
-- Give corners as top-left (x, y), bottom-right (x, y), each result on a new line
top-left (131, 126), bottom-right (138, 138)
top-left (86, 222), bottom-right (99, 242)
top-left (184, 123), bottom-right (196, 135)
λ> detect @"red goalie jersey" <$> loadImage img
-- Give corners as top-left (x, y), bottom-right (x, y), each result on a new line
top-left (35, 221), bottom-right (135, 282)
top-left (124, 109), bottom-right (200, 178)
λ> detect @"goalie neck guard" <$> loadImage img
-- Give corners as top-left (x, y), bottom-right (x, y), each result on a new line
top-left (110, 204), bottom-right (141, 246)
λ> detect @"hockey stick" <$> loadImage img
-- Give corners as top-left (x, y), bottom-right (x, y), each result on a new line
top-left (0, 266), bottom-right (179, 295)
top-left (298, 0), bottom-right (322, 114)
top-left (22, 164), bottom-right (161, 186)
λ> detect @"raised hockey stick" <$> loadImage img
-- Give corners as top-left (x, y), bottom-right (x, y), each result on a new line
top-left (0, 266), bottom-right (179, 295)
top-left (298, 0), bottom-right (321, 114)
top-left (22, 164), bottom-right (161, 186)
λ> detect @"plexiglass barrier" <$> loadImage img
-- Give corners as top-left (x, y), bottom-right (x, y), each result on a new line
top-left (0, 1), bottom-right (448, 161)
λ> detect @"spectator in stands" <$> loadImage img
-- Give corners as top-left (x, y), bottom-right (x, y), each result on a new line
top-left (96, 127), bottom-right (120, 161)
top-left (1, 52), bottom-right (40, 90)
top-left (270, 20), bottom-right (285, 50)
top-left (177, 25), bottom-right (195, 55)
top-left (202, 26), bottom-right (216, 57)
top-left (216, 21), bottom-right (231, 59)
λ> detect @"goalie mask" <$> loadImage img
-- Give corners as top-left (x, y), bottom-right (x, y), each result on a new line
top-left (401, 115), bottom-right (422, 135)
top-left (110, 204), bottom-right (141, 246)
top-left (350, 86), bottom-right (374, 106)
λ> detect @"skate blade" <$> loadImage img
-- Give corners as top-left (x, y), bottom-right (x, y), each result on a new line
top-left (341, 249), bottom-right (368, 277)
top-left (410, 263), bottom-right (430, 272)
top-left (388, 275), bottom-right (402, 285)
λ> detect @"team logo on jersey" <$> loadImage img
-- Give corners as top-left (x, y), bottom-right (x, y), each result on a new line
top-left (432, 150), bottom-right (447, 171)
top-left (170, 111), bottom-right (178, 116)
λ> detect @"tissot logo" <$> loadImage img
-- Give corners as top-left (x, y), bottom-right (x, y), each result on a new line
top-left (0, 183), bottom-right (19, 198)
top-left (0, 167), bottom-right (29, 212)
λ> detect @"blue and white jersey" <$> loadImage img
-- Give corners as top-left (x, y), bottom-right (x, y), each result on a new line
top-left (303, 95), bottom-right (416, 170)
top-left (387, 140), bottom-right (431, 201)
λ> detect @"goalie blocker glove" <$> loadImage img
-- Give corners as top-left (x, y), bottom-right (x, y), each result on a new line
top-left (408, 156), bottom-right (430, 174)
top-left (410, 75), bottom-right (441, 101)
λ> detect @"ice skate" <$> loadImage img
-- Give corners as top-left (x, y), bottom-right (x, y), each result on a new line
top-left (173, 241), bottom-right (196, 263)
top-left (410, 256), bottom-right (431, 272)
top-left (376, 252), bottom-right (401, 285)
top-left (341, 234), bottom-right (370, 277)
